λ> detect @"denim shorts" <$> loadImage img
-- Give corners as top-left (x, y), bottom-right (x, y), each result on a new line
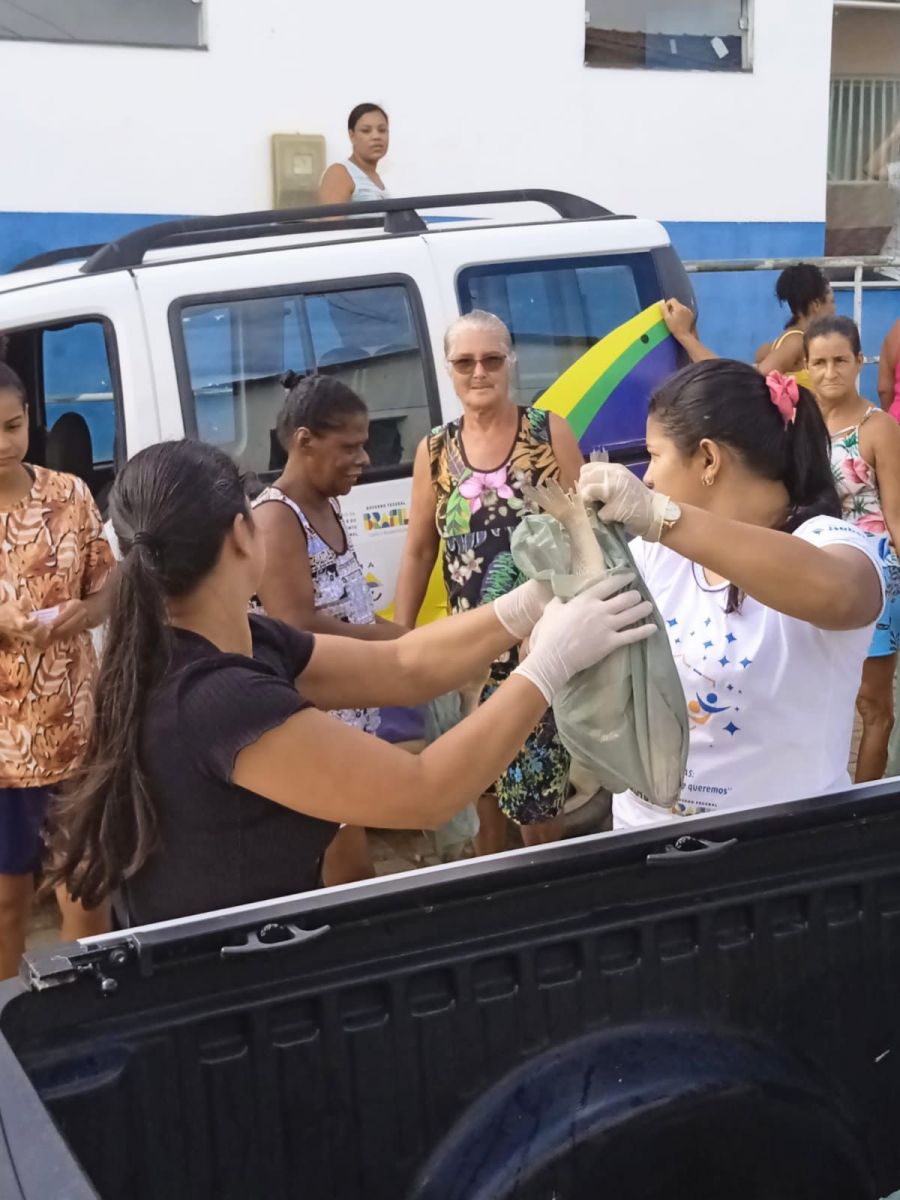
top-left (871, 589), bottom-right (900, 657)
top-left (870, 536), bottom-right (900, 658)
top-left (0, 786), bottom-right (52, 875)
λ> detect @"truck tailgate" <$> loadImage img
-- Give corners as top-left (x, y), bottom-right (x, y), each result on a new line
top-left (2, 782), bottom-right (900, 1199)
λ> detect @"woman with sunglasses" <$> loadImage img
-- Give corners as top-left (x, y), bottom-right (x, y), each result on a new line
top-left (394, 310), bottom-right (585, 854)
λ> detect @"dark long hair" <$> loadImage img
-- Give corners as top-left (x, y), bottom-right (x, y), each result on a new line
top-left (348, 103), bottom-right (388, 131)
top-left (0, 362), bottom-right (26, 405)
top-left (649, 359), bottom-right (841, 611)
top-left (776, 264), bottom-right (830, 327)
top-left (49, 440), bottom-right (251, 906)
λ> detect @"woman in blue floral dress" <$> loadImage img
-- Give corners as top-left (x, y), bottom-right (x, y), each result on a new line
top-left (394, 311), bottom-right (585, 852)
top-left (806, 315), bottom-right (900, 782)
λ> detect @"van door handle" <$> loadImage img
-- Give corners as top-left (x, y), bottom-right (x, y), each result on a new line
top-left (220, 921), bottom-right (330, 958)
top-left (645, 835), bottom-right (738, 866)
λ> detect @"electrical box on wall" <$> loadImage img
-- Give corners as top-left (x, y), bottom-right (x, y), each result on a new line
top-left (271, 134), bottom-right (327, 209)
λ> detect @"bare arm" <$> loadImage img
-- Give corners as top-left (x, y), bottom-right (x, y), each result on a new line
top-left (754, 339), bottom-right (773, 366)
top-left (548, 413), bottom-right (585, 489)
top-left (46, 581), bottom-right (113, 643)
top-left (660, 299), bottom-right (718, 363)
top-left (662, 505), bottom-right (882, 630)
top-left (83, 586), bottom-right (110, 629)
top-left (299, 599), bottom-right (520, 711)
top-left (756, 330), bottom-right (806, 378)
top-left (235, 572), bottom-right (656, 828)
top-left (254, 501), bottom-right (401, 640)
top-left (233, 673), bottom-right (547, 830)
top-left (878, 322), bottom-right (900, 411)
top-left (392, 437), bottom-right (440, 627)
top-left (318, 163), bottom-right (354, 205)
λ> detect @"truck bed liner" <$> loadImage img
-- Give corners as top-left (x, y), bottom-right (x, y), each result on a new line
top-left (1, 783), bottom-right (899, 1198)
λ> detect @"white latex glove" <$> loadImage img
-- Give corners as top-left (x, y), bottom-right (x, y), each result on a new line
top-left (513, 573), bottom-right (655, 703)
top-left (577, 462), bottom-right (671, 542)
top-left (493, 578), bottom-right (553, 640)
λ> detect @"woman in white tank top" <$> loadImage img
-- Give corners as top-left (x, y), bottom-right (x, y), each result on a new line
top-left (319, 102), bottom-right (390, 205)
top-left (252, 373), bottom-right (405, 885)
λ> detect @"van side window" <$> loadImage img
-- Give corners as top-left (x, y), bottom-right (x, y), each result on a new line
top-left (0, 318), bottom-right (119, 504)
top-left (458, 254), bottom-right (658, 406)
top-left (178, 281), bottom-right (434, 480)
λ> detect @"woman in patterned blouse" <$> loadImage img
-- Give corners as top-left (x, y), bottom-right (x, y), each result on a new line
top-left (252, 373), bottom-right (405, 884)
top-left (0, 364), bottom-right (113, 976)
top-left (806, 316), bottom-right (900, 781)
top-left (394, 311), bottom-right (585, 854)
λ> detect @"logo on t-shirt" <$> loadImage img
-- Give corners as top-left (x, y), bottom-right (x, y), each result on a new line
top-left (687, 690), bottom-right (731, 726)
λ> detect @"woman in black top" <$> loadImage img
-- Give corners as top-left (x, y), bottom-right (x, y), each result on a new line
top-left (50, 440), bottom-right (654, 926)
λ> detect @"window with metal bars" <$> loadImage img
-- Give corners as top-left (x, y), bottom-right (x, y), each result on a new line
top-left (829, 77), bottom-right (900, 182)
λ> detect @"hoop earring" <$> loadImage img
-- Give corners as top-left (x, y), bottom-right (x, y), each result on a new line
top-left (702, 474), bottom-right (715, 488)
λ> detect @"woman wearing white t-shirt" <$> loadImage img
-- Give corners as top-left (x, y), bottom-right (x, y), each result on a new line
top-left (574, 359), bottom-right (884, 829)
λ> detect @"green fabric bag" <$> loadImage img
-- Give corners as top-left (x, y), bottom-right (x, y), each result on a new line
top-left (510, 512), bottom-right (689, 809)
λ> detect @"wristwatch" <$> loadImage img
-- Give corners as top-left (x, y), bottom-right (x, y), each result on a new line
top-left (659, 498), bottom-right (682, 538)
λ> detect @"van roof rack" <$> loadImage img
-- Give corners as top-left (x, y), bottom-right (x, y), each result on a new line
top-left (79, 190), bottom-right (617, 275)
top-left (10, 243), bottom-right (106, 273)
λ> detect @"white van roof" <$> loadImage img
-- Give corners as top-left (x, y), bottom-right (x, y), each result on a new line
top-left (0, 190), bottom-right (674, 295)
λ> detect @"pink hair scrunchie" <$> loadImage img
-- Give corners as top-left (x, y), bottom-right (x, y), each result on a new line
top-left (766, 371), bottom-right (800, 427)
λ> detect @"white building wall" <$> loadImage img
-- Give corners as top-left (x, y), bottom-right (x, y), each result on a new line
top-left (0, 0), bottom-right (833, 224)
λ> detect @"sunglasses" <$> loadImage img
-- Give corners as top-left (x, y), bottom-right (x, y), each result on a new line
top-left (448, 353), bottom-right (508, 375)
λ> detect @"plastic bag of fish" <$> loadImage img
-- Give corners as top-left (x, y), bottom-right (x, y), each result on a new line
top-left (511, 480), bottom-right (688, 810)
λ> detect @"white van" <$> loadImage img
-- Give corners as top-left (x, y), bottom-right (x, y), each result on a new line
top-left (0, 190), bottom-right (692, 612)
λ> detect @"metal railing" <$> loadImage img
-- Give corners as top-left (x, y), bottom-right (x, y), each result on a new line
top-left (682, 255), bottom-right (900, 363)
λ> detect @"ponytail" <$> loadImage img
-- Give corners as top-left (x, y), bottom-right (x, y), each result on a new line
top-left (48, 440), bottom-right (250, 906)
top-left (775, 264), bottom-right (831, 326)
top-left (51, 548), bottom-right (169, 906)
top-left (649, 360), bottom-right (840, 612)
top-left (780, 384), bottom-right (841, 532)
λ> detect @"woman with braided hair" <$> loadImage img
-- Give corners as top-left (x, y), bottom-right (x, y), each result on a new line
top-left (251, 373), bottom-right (404, 884)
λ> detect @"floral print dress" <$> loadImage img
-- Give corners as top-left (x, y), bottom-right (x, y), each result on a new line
top-left (429, 406), bottom-right (570, 823)
top-left (830, 408), bottom-right (900, 654)
top-left (0, 466), bottom-right (113, 787)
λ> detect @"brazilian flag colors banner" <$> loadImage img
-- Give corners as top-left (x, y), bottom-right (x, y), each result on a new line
top-left (535, 303), bottom-right (680, 454)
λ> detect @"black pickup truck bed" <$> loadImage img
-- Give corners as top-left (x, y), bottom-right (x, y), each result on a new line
top-left (2, 781), bottom-right (900, 1200)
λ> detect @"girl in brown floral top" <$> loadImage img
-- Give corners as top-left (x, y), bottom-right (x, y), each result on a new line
top-left (0, 364), bottom-right (113, 977)
top-left (394, 312), bottom-right (585, 854)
